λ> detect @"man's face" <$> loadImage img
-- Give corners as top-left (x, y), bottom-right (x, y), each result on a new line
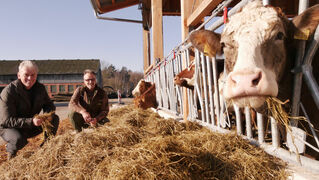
top-left (84, 73), bottom-right (96, 91)
top-left (17, 67), bottom-right (37, 90)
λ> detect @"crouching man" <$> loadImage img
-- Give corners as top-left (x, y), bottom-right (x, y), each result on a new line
top-left (68, 69), bottom-right (109, 132)
top-left (0, 60), bottom-right (59, 160)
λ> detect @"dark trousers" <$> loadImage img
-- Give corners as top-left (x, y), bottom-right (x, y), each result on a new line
top-left (69, 111), bottom-right (109, 132)
top-left (0, 114), bottom-right (59, 155)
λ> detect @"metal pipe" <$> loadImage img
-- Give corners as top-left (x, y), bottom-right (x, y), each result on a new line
top-left (271, 117), bottom-right (280, 148)
top-left (302, 25), bottom-right (319, 109)
top-left (94, 11), bottom-right (143, 24)
top-left (245, 107), bottom-right (252, 139)
top-left (195, 0), bottom-right (234, 31)
top-left (202, 56), bottom-right (210, 123)
top-left (207, 57), bottom-right (215, 125)
top-left (298, 0), bottom-right (309, 14)
top-left (198, 53), bottom-right (206, 123)
top-left (257, 113), bottom-right (264, 144)
top-left (303, 69), bottom-right (319, 109)
top-left (234, 105), bottom-right (242, 135)
top-left (303, 25), bottom-right (319, 66)
top-left (208, 0), bottom-right (252, 31)
top-left (212, 56), bottom-right (221, 127)
top-left (300, 103), bottom-right (319, 148)
top-left (291, 0), bottom-right (309, 125)
top-left (262, 0), bottom-right (270, 5)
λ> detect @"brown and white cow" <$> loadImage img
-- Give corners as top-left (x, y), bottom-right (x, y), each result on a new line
top-left (174, 37), bottom-right (224, 90)
top-left (132, 79), bottom-right (157, 109)
top-left (174, 61), bottom-right (196, 90)
top-left (190, 1), bottom-right (319, 158)
top-left (133, 84), bottom-right (157, 109)
top-left (132, 79), bottom-right (153, 97)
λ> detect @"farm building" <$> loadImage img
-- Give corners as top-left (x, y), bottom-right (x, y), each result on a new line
top-left (0, 59), bottom-right (102, 100)
top-left (90, 0), bottom-right (319, 175)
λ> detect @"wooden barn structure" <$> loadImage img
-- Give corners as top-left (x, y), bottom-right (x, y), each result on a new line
top-left (90, 0), bottom-right (319, 174)
top-left (0, 59), bottom-right (102, 100)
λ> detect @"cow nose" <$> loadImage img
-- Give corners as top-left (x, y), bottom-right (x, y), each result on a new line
top-left (231, 71), bottom-right (262, 87)
top-left (229, 71), bottom-right (262, 96)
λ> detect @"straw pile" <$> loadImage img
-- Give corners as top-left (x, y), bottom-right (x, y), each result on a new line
top-left (0, 105), bottom-right (287, 179)
top-left (34, 111), bottom-right (55, 140)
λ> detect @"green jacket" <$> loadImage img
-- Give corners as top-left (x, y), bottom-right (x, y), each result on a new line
top-left (68, 86), bottom-right (109, 121)
top-left (0, 79), bottom-right (55, 129)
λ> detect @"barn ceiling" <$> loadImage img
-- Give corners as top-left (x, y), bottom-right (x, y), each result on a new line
top-left (90, 0), bottom-right (319, 30)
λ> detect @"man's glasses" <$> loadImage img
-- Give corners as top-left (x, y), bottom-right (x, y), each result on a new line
top-left (84, 78), bottom-right (96, 82)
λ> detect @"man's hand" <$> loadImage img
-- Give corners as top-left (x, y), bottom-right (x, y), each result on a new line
top-left (80, 111), bottom-right (91, 123)
top-left (89, 118), bottom-right (97, 127)
top-left (33, 117), bottom-right (43, 126)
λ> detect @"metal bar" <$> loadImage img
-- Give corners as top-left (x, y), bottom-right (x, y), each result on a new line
top-left (291, 0), bottom-right (310, 125)
top-left (262, 0), bottom-right (270, 5)
top-left (212, 56), bottom-right (221, 126)
top-left (234, 105), bottom-right (242, 135)
top-left (300, 103), bottom-right (319, 148)
top-left (94, 12), bottom-right (143, 24)
top-left (303, 69), bottom-right (319, 109)
top-left (208, 0), bottom-right (252, 31)
top-left (257, 113), bottom-right (265, 144)
top-left (155, 69), bottom-right (162, 108)
top-left (303, 25), bottom-right (319, 66)
top-left (195, 0), bottom-right (234, 31)
top-left (198, 53), bottom-right (206, 122)
top-left (271, 117), bottom-right (280, 148)
top-left (245, 107), bottom-right (253, 139)
top-left (207, 57), bottom-right (215, 125)
top-left (202, 56), bottom-right (210, 123)
top-left (302, 25), bottom-right (319, 109)
top-left (298, 0), bottom-right (309, 14)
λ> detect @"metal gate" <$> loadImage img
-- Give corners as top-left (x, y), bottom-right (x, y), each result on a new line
top-left (144, 0), bottom-right (319, 173)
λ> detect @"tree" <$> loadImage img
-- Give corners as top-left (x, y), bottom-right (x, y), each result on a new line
top-left (101, 63), bottom-right (143, 98)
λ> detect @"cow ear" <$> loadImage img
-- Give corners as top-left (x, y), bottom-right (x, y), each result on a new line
top-left (189, 30), bottom-right (222, 57)
top-left (291, 4), bottom-right (319, 41)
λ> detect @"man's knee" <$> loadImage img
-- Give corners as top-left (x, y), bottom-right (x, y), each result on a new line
top-left (68, 111), bottom-right (87, 131)
top-left (69, 111), bottom-right (83, 121)
top-left (1, 129), bottom-right (27, 153)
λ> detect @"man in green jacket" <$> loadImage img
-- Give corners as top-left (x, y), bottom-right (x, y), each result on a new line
top-left (68, 69), bottom-right (109, 132)
top-left (0, 60), bottom-right (59, 160)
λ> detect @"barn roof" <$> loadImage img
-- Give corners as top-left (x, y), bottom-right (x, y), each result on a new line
top-left (0, 59), bottom-right (101, 75)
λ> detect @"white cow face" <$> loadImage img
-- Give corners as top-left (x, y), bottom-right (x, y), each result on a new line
top-left (221, 1), bottom-right (287, 108)
top-left (190, 1), bottom-right (319, 109)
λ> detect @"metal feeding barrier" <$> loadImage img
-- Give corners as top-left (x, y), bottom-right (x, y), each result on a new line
top-left (144, 0), bottom-right (319, 173)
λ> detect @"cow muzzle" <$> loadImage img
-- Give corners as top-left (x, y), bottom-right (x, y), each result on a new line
top-left (223, 69), bottom-right (278, 108)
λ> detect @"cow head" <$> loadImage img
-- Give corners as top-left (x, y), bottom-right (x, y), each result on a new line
top-left (132, 79), bottom-right (153, 97)
top-left (190, 1), bottom-right (319, 109)
top-left (174, 62), bottom-right (195, 90)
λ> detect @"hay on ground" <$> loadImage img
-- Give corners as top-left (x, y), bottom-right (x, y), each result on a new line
top-left (0, 105), bottom-right (288, 179)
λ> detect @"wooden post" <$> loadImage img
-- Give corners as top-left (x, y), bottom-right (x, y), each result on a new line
top-left (151, 0), bottom-right (163, 64)
top-left (181, 0), bottom-right (192, 122)
top-left (143, 29), bottom-right (151, 72)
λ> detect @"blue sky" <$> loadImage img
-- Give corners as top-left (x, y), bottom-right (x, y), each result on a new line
top-left (0, 0), bottom-right (182, 72)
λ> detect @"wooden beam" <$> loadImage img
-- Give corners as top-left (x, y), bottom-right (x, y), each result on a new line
top-left (143, 29), bottom-right (151, 71)
top-left (187, 0), bottom-right (223, 27)
top-left (181, 0), bottom-right (192, 122)
top-left (151, 0), bottom-right (164, 64)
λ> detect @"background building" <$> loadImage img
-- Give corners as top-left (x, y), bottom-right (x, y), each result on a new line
top-left (0, 59), bottom-right (102, 100)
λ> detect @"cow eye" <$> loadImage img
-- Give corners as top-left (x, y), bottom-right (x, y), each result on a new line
top-left (275, 32), bottom-right (284, 40)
